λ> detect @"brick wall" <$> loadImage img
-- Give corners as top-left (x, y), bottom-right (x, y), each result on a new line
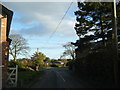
top-left (0, 4), bottom-right (13, 89)
top-left (1, 16), bottom-right (7, 42)
top-left (0, 18), bottom-right (2, 90)
top-left (2, 42), bottom-right (9, 88)
top-left (1, 14), bottom-right (9, 88)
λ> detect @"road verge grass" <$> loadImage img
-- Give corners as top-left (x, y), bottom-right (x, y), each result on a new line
top-left (17, 70), bottom-right (44, 88)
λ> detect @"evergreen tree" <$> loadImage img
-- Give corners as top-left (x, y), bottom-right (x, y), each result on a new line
top-left (31, 52), bottom-right (46, 69)
top-left (74, 2), bottom-right (120, 49)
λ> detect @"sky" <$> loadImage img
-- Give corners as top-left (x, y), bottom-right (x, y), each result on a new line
top-left (2, 2), bottom-right (79, 59)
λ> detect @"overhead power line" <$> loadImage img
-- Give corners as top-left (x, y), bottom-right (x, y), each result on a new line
top-left (48, 2), bottom-right (73, 41)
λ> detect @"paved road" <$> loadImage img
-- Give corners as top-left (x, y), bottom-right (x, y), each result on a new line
top-left (30, 67), bottom-right (89, 88)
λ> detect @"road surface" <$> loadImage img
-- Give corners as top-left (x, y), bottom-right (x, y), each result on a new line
top-left (30, 67), bottom-right (90, 88)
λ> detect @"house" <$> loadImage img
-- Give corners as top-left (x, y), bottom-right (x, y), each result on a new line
top-left (0, 3), bottom-right (13, 88)
top-left (51, 60), bottom-right (64, 67)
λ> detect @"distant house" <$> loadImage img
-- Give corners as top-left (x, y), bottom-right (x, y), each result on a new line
top-left (0, 3), bottom-right (13, 88)
top-left (51, 60), bottom-right (64, 67)
top-left (52, 61), bottom-right (64, 65)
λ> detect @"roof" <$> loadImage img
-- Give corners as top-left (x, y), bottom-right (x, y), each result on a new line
top-left (0, 3), bottom-right (13, 41)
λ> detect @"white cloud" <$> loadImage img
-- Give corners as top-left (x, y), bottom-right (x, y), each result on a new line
top-left (30, 46), bottom-right (62, 50)
top-left (4, 2), bottom-right (78, 38)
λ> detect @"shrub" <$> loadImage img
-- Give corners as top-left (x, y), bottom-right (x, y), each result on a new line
top-left (8, 60), bottom-right (35, 71)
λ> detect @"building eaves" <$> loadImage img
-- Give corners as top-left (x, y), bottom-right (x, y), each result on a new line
top-left (0, 3), bottom-right (13, 41)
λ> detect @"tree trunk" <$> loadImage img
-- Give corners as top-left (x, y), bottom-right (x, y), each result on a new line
top-left (13, 56), bottom-right (16, 61)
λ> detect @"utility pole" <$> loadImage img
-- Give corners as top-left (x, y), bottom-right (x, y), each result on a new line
top-left (112, 0), bottom-right (118, 87)
top-left (37, 48), bottom-right (39, 53)
top-left (36, 48), bottom-right (39, 71)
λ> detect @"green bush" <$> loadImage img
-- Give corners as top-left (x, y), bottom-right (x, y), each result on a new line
top-left (8, 60), bottom-right (35, 71)
top-left (8, 60), bottom-right (17, 67)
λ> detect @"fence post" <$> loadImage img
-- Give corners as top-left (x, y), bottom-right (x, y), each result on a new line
top-left (15, 65), bottom-right (18, 87)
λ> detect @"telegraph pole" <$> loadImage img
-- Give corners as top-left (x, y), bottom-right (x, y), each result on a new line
top-left (112, 0), bottom-right (118, 87)
top-left (37, 48), bottom-right (39, 53)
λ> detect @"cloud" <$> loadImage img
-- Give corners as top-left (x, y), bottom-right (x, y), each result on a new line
top-left (4, 2), bottom-right (78, 38)
top-left (4, 2), bottom-right (71, 24)
top-left (30, 40), bottom-right (66, 45)
top-left (30, 46), bottom-right (63, 50)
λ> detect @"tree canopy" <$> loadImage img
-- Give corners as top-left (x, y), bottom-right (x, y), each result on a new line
top-left (31, 52), bottom-right (46, 67)
top-left (74, 2), bottom-right (120, 51)
top-left (9, 34), bottom-right (29, 61)
top-left (62, 42), bottom-right (76, 60)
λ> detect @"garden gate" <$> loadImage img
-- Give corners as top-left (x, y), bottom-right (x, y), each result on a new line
top-left (7, 65), bottom-right (18, 88)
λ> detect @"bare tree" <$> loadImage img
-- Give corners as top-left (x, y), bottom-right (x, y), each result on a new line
top-left (63, 42), bottom-right (76, 60)
top-left (9, 34), bottom-right (29, 61)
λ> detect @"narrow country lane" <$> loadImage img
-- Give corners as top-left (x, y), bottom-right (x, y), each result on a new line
top-left (30, 67), bottom-right (90, 88)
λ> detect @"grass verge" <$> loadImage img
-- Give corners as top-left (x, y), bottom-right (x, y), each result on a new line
top-left (17, 70), bottom-right (44, 88)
